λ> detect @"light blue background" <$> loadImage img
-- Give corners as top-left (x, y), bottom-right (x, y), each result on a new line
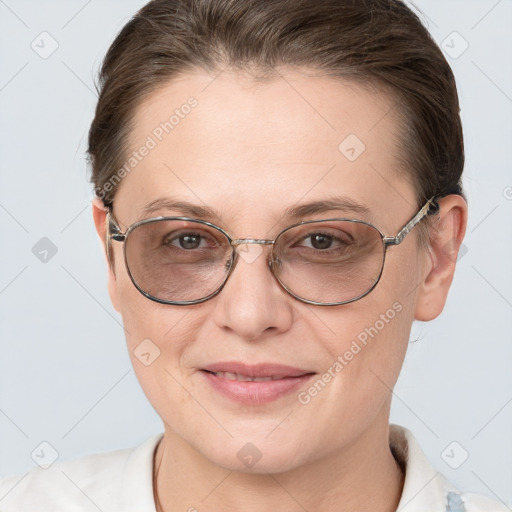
top-left (0, 0), bottom-right (511, 506)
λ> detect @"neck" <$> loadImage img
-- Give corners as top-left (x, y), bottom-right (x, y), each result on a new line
top-left (153, 416), bottom-right (404, 512)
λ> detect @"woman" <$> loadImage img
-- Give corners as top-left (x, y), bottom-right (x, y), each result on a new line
top-left (0, 0), bottom-right (507, 511)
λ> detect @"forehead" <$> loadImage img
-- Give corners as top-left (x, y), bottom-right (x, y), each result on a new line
top-left (115, 67), bottom-right (414, 229)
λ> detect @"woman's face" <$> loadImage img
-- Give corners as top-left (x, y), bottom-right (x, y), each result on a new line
top-left (98, 68), bottom-right (438, 472)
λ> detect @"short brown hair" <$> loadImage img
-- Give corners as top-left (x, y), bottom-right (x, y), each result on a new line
top-left (88, 0), bottom-right (464, 216)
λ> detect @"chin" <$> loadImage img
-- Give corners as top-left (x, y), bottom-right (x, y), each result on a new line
top-left (209, 445), bottom-right (305, 475)
top-left (191, 428), bottom-right (312, 475)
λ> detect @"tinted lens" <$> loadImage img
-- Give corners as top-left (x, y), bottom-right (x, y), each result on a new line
top-left (124, 219), bottom-right (232, 303)
top-left (272, 220), bottom-right (384, 304)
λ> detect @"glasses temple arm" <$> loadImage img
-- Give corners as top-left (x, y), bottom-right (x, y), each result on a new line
top-left (384, 197), bottom-right (438, 246)
top-left (106, 211), bottom-right (126, 242)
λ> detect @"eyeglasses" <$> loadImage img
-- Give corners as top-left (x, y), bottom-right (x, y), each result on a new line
top-left (106, 198), bottom-right (438, 306)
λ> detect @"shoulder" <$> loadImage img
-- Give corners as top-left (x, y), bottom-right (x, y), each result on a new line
top-left (389, 424), bottom-right (510, 512)
top-left (458, 491), bottom-right (511, 512)
top-left (0, 448), bottom-right (131, 511)
top-left (0, 433), bottom-right (163, 512)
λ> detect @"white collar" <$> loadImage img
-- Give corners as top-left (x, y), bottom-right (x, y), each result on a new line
top-left (389, 424), bottom-right (461, 511)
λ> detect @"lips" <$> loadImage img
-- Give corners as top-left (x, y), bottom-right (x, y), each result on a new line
top-left (200, 362), bottom-right (316, 405)
top-left (207, 371), bottom-right (286, 382)
top-left (201, 361), bottom-right (313, 379)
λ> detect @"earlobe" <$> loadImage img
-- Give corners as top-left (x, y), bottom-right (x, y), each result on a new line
top-left (91, 198), bottom-right (121, 313)
top-left (414, 194), bottom-right (468, 321)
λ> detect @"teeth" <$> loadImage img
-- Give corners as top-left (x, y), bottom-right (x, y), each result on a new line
top-left (212, 371), bottom-right (286, 382)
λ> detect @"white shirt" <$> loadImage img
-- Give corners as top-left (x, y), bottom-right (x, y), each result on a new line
top-left (0, 424), bottom-right (508, 511)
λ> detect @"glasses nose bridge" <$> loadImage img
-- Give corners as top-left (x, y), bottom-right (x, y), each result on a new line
top-left (230, 238), bottom-right (275, 247)
top-left (230, 238), bottom-right (276, 264)
top-left (226, 238), bottom-right (281, 292)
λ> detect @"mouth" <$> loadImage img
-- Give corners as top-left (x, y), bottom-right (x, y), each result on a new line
top-left (203, 371), bottom-right (294, 382)
top-left (199, 362), bottom-right (316, 405)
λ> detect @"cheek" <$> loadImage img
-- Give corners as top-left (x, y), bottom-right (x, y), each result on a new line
top-left (118, 288), bottom-right (201, 423)
top-left (112, 252), bottom-right (192, 375)
top-left (308, 242), bottom-right (420, 410)
top-left (382, 236), bottom-right (427, 300)
top-left (110, 243), bottom-right (216, 430)
top-left (320, 298), bottom-right (411, 389)
top-left (111, 245), bottom-right (171, 343)
top-left (349, 244), bottom-right (419, 377)
top-left (118, 282), bottom-right (194, 362)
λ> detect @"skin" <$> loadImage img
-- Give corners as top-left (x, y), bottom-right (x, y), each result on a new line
top-left (92, 68), bottom-right (467, 512)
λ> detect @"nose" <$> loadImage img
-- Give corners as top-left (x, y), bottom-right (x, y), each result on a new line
top-left (211, 242), bottom-right (294, 341)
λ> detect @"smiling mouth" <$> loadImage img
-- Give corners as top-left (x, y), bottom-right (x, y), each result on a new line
top-left (200, 366), bottom-right (316, 405)
top-left (203, 370), bottom-right (298, 382)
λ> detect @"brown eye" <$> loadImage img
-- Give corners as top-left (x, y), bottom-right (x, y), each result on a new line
top-left (308, 233), bottom-right (332, 250)
top-left (299, 231), bottom-right (352, 251)
top-left (165, 231), bottom-right (208, 250)
top-left (155, 223), bottom-right (227, 252)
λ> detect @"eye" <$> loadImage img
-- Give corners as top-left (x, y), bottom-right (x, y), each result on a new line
top-left (295, 229), bottom-right (353, 251)
top-left (164, 230), bottom-right (218, 250)
top-left (303, 233), bottom-right (346, 250)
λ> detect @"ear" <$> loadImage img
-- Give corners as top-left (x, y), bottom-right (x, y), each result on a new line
top-left (414, 194), bottom-right (468, 321)
top-left (92, 198), bottom-right (121, 313)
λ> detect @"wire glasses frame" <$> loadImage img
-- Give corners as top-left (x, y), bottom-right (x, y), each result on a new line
top-left (106, 197), bottom-right (438, 307)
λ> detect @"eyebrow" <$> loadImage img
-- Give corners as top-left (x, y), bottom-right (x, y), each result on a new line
top-left (140, 196), bottom-right (371, 223)
top-left (283, 196), bottom-right (371, 220)
top-left (141, 198), bottom-right (220, 220)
